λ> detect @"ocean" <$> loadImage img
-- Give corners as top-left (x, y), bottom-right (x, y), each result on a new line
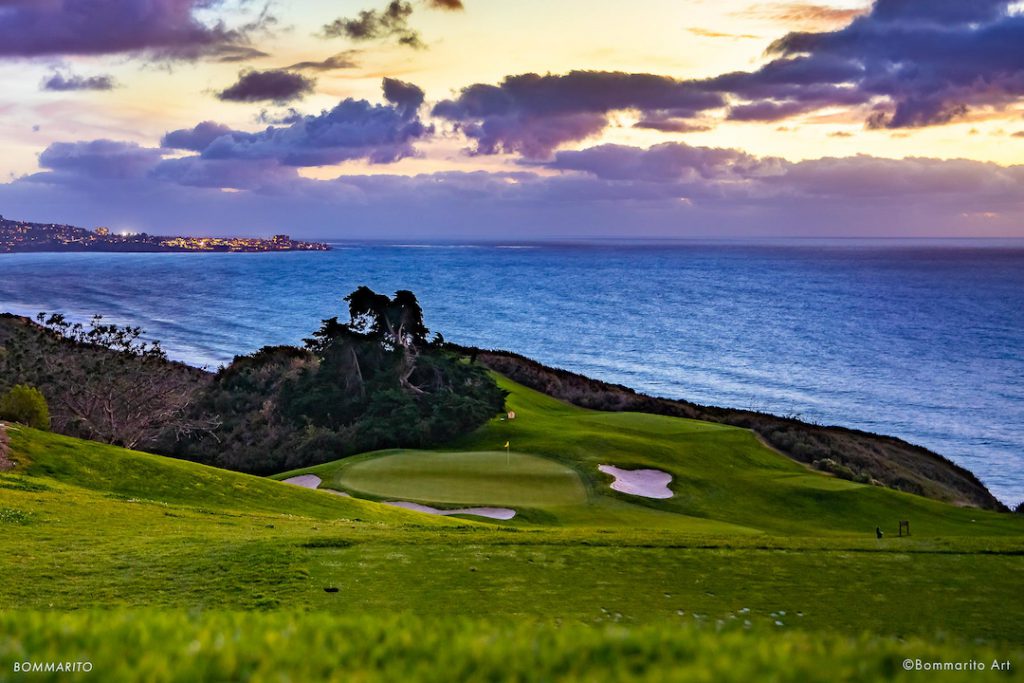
top-left (2, 239), bottom-right (1022, 506)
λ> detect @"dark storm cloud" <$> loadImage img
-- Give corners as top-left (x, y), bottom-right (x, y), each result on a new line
top-left (322, 1), bottom-right (424, 49)
top-left (435, 0), bottom-right (1024, 153)
top-left (41, 72), bottom-right (116, 91)
top-left (382, 77), bottom-right (425, 119)
top-left (726, 100), bottom-right (817, 122)
top-left (427, 0), bottom-right (464, 10)
top-left (633, 117), bottom-right (710, 133)
top-left (0, 0), bottom-right (263, 60)
top-left (217, 69), bottom-right (316, 104)
top-left (287, 50), bottom-right (361, 72)
top-left (765, 0), bottom-right (1024, 128)
top-left (432, 71), bottom-right (726, 156)
top-left (162, 79), bottom-right (432, 167)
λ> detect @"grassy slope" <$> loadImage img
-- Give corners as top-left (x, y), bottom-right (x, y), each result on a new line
top-left (281, 375), bottom-right (1022, 537)
top-left (3, 373), bottom-right (1024, 679)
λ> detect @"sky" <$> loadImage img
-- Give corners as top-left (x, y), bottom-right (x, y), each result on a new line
top-left (0, 0), bottom-right (1023, 239)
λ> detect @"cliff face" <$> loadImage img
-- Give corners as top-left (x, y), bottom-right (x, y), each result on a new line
top-left (461, 347), bottom-right (1007, 512)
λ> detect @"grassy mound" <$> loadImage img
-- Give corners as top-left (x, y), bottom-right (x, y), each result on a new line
top-left (297, 449), bottom-right (587, 506)
top-left (2, 423), bottom-right (455, 523)
top-left (3, 611), bottom-right (1021, 683)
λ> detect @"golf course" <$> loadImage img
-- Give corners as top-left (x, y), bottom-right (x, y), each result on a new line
top-left (3, 372), bottom-right (1023, 681)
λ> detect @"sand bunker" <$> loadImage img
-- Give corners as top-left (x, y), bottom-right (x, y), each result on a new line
top-left (282, 475), bottom-right (351, 496)
top-left (282, 475), bottom-right (323, 489)
top-left (599, 465), bottom-right (673, 499)
top-left (384, 501), bottom-right (516, 520)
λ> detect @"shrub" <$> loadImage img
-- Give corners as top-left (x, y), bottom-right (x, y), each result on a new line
top-left (0, 384), bottom-right (51, 430)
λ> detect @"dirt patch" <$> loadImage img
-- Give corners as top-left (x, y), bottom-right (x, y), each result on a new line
top-left (0, 424), bottom-right (13, 472)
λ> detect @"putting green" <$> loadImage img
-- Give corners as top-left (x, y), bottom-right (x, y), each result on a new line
top-left (333, 450), bottom-right (587, 506)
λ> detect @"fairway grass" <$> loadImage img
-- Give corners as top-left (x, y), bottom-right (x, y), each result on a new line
top-left (2, 373), bottom-right (1024, 678)
top-left (281, 375), bottom-right (1024, 537)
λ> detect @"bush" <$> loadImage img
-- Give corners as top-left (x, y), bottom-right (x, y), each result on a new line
top-left (0, 384), bottom-right (51, 430)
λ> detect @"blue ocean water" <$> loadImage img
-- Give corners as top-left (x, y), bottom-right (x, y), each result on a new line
top-left (1, 240), bottom-right (1022, 506)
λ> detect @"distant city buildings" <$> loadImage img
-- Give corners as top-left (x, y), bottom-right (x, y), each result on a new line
top-left (0, 215), bottom-right (330, 254)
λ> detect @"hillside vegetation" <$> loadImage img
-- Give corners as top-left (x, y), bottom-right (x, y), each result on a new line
top-left (1, 288), bottom-right (505, 475)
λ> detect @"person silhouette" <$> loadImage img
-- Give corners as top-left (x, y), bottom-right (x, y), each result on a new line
top-left (876, 526), bottom-right (883, 539)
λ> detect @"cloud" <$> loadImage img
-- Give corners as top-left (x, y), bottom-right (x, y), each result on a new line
top-left (287, 50), bottom-right (361, 72)
top-left (633, 117), bottom-right (711, 133)
top-left (9, 135), bottom-right (1024, 238)
top-left (433, 71), bottom-right (725, 156)
top-left (687, 28), bottom-right (760, 40)
top-left (217, 69), bottom-right (316, 104)
top-left (41, 71), bottom-right (116, 92)
top-left (161, 121), bottom-right (236, 152)
top-left (0, 0), bottom-right (264, 60)
top-left (256, 108), bottom-right (305, 125)
top-left (382, 77), bottom-right (425, 119)
top-left (433, 0), bottom-right (1024, 152)
top-left (322, 1), bottom-right (424, 49)
top-left (162, 79), bottom-right (432, 167)
top-left (427, 0), bottom-right (464, 9)
top-left (745, 3), bottom-right (868, 29)
top-left (764, 0), bottom-right (1024, 128)
top-left (152, 157), bottom-right (300, 190)
top-left (546, 142), bottom-right (782, 183)
top-left (35, 139), bottom-right (164, 180)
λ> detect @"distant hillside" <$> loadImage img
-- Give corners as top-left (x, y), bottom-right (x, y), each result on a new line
top-left (0, 213), bottom-right (329, 253)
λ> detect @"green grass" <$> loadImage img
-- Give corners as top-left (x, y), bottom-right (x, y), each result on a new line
top-left (281, 375), bottom-right (1023, 537)
top-left (2, 373), bottom-right (1024, 679)
top-left (2, 611), bottom-right (1021, 683)
top-left (294, 449), bottom-right (587, 506)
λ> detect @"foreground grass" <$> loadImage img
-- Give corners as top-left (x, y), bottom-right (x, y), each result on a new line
top-left (1, 611), bottom-right (1021, 683)
top-left (2, 370), bottom-right (1024, 682)
top-left (2, 430), bottom-right (1022, 643)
